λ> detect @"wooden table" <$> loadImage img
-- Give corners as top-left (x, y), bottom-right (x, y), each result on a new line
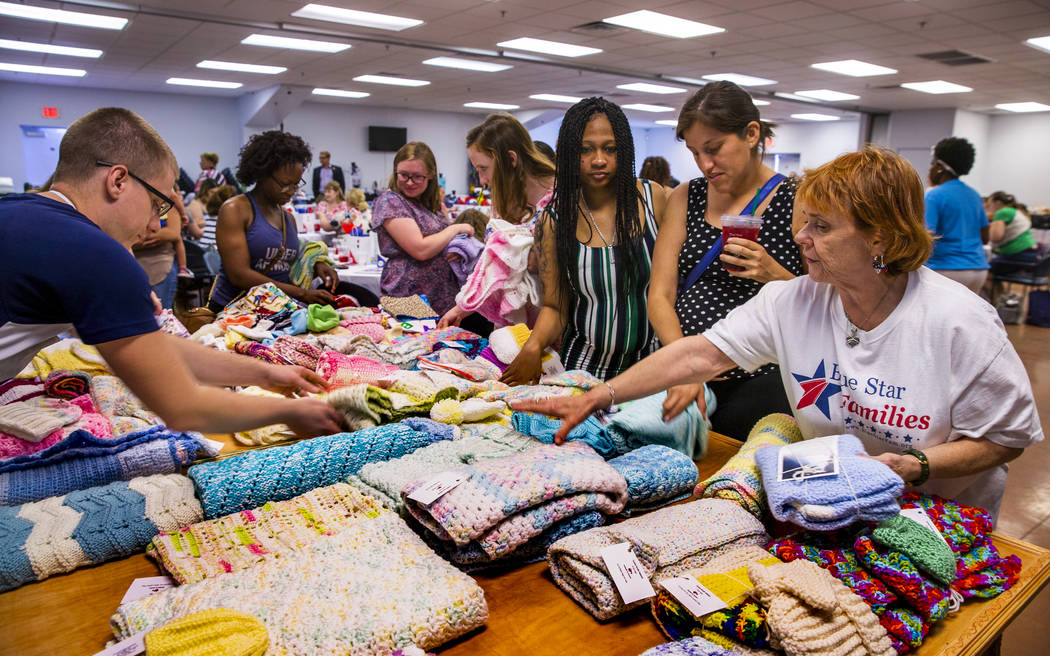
top-left (1, 433), bottom-right (1047, 656)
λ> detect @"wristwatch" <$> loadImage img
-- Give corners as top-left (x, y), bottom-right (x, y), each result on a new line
top-left (903, 448), bottom-right (930, 486)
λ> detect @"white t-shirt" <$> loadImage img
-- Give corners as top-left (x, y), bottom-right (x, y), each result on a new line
top-left (704, 266), bottom-right (1043, 519)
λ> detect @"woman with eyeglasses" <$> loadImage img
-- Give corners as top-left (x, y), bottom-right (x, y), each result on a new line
top-left (370, 142), bottom-right (474, 315)
top-left (210, 130), bottom-right (342, 311)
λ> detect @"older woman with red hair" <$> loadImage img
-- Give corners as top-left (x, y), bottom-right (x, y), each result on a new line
top-left (515, 146), bottom-right (1042, 522)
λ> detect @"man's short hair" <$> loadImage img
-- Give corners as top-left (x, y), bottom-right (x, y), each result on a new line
top-left (53, 107), bottom-right (176, 184)
top-left (320, 151), bottom-right (331, 158)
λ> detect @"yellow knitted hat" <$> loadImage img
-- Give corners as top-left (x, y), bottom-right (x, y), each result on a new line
top-left (506, 323), bottom-right (531, 348)
top-left (144, 608), bottom-right (268, 656)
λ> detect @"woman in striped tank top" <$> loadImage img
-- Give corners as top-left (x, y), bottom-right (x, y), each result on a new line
top-left (502, 97), bottom-right (667, 384)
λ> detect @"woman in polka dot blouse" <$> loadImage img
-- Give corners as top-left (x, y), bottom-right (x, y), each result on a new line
top-left (648, 82), bottom-right (804, 440)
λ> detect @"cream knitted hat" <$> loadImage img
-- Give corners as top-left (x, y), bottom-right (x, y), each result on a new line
top-left (0, 398), bottom-right (82, 441)
top-left (748, 559), bottom-right (895, 656)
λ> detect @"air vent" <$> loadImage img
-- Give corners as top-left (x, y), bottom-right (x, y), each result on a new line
top-left (579, 90), bottom-right (630, 98)
top-left (916, 50), bottom-right (993, 66)
top-left (571, 20), bottom-right (627, 35)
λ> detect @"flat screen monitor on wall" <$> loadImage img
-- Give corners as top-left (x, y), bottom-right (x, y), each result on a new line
top-left (368, 126), bottom-right (407, 152)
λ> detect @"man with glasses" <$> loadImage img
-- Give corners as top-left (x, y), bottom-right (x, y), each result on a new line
top-left (0, 107), bottom-right (343, 437)
top-left (311, 150), bottom-right (345, 199)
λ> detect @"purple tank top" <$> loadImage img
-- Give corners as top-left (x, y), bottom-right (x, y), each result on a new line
top-left (211, 194), bottom-right (299, 306)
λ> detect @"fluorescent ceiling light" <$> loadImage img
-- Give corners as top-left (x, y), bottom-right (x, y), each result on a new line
top-left (617, 82), bottom-right (686, 94)
top-left (353, 74), bottom-right (429, 86)
top-left (464, 101), bottom-right (520, 110)
top-left (1025, 35), bottom-right (1050, 54)
top-left (622, 103), bottom-right (674, 113)
top-left (0, 1), bottom-right (126, 29)
top-left (900, 80), bottom-right (972, 94)
top-left (791, 113), bottom-right (840, 121)
top-left (198, 60), bottom-right (286, 74)
top-left (995, 102), bottom-right (1050, 113)
top-left (655, 120), bottom-right (678, 126)
top-left (0, 38), bottom-right (101, 58)
top-left (312, 87), bottom-right (369, 98)
top-left (530, 93), bottom-right (582, 103)
top-left (166, 77), bottom-right (243, 89)
top-left (794, 89), bottom-right (860, 101)
top-left (811, 59), bottom-right (896, 77)
top-left (602, 10), bottom-right (724, 39)
top-left (242, 34), bottom-right (349, 53)
top-left (775, 92), bottom-right (819, 103)
top-left (497, 37), bottom-right (601, 58)
top-left (752, 98), bottom-right (770, 106)
top-left (0, 61), bottom-right (85, 76)
top-left (703, 73), bottom-right (776, 86)
top-left (291, 4), bottom-right (422, 31)
top-left (423, 56), bottom-right (511, 72)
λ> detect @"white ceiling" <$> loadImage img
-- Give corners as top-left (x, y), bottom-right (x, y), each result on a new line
top-left (1, 0), bottom-right (1049, 125)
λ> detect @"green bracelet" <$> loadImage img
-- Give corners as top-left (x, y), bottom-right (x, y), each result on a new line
top-left (903, 448), bottom-right (930, 485)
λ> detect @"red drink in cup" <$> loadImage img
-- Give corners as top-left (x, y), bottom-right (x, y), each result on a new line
top-left (721, 215), bottom-right (763, 271)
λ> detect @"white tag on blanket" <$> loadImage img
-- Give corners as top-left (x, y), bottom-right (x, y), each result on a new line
top-left (660, 577), bottom-right (728, 618)
top-left (92, 634), bottom-right (145, 656)
top-left (120, 575), bottom-right (175, 605)
top-left (900, 507), bottom-right (950, 547)
top-left (407, 471), bottom-right (466, 505)
top-left (399, 319), bottom-right (437, 333)
top-left (778, 435), bottom-right (839, 482)
top-left (440, 340), bottom-right (467, 349)
top-left (601, 542), bottom-right (655, 604)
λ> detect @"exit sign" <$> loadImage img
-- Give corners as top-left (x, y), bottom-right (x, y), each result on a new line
top-left (42, 106), bottom-right (59, 118)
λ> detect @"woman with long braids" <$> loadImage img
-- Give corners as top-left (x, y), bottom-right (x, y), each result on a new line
top-left (501, 97), bottom-right (667, 384)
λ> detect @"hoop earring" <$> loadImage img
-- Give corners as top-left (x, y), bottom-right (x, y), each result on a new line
top-left (872, 254), bottom-right (887, 274)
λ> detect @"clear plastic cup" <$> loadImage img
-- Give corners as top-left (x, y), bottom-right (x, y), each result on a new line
top-left (721, 215), bottom-right (763, 271)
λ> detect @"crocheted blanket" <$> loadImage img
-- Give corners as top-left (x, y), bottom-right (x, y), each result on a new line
top-left (347, 424), bottom-right (539, 513)
top-left (113, 512), bottom-right (489, 655)
top-left (403, 442), bottom-right (627, 560)
top-left (189, 419), bottom-right (451, 519)
top-left (148, 483), bottom-right (385, 584)
top-left (695, 413), bottom-right (803, 518)
top-left (90, 375), bottom-right (163, 435)
top-left (0, 427), bottom-right (201, 505)
top-left (638, 636), bottom-right (745, 656)
top-left (0, 474), bottom-right (201, 592)
top-left (609, 445), bottom-right (699, 516)
top-left (454, 219), bottom-right (541, 327)
top-left (547, 499), bottom-right (769, 620)
top-left (607, 390), bottom-right (712, 460)
top-left (755, 433), bottom-right (903, 530)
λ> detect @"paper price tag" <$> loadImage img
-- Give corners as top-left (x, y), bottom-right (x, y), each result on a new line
top-left (778, 435), bottom-right (839, 482)
top-left (600, 542), bottom-right (656, 605)
top-left (440, 340), bottom-right (467, 349)
top-left (92, 633), bottom-right (145, 656)
top-left (120, 576), bottom-right (175, 605)
top-left (660, 577), bottom-right (728, 618)
top-left (407, 471), bottom-right (466, 505)
top-left (900, 507), bottom-right (950, 547)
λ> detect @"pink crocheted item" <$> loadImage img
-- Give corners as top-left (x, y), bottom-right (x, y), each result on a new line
top-left (0, 394), bottom-right (113, 460)
top-left (315, 352), bottom-right (399, 389)
top-left (0, 379), bottom-right (45, 407)
top-left (271, 336), bottom-right (322, 370)
top-left (455, 219), bottom-right (541, 327)
top-left (344, 322), bottom-right (386, 342)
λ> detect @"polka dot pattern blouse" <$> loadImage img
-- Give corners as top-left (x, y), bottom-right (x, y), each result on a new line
top-left (674, 176), bottom-right (803, 380)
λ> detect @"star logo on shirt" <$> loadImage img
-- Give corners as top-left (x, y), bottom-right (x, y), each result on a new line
top-left (903, 434), bottom-right (914, 443)
top-left (884, 430), bottom-right (894, 440)
top-left (792, 360), bottom-right (842, 420)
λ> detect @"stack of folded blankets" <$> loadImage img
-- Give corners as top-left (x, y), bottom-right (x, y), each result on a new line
top-left (0, 427), bottom-right (201, 505)
top-left (403, 442), bottom-right (627, 568)
top-left (0, 474), bottom-right (202, 591)
top-left (115, 486), bottom-right (489, 655)
top-left (188, 419), bottom-right (455, 519)
top-left (696, 413), bottom-right (803, 518)
top-left (755, 433), bottom-right (903, 530)
top-left (548, 499), bottom-right (769, 620)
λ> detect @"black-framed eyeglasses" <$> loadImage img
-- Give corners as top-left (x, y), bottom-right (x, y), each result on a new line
top-left (396, 171), bottom-right (429, 185)
top-left (271, 174), bottom-right (306, 192)
top-left (96, 160), bottom-right (175, 217)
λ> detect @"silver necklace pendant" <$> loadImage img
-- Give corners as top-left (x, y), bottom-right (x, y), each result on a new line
top-left (845, 329), bottom-right (861, 348)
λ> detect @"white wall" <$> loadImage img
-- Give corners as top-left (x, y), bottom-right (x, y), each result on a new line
top-left (249, 103), bottom-right (482, 197)
top-left (982, 113), bottom-right (1050, 207)
top-left (952, 109), bottom-right (992, 194)
top-left (0, 81), bottom-right (241, 190)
